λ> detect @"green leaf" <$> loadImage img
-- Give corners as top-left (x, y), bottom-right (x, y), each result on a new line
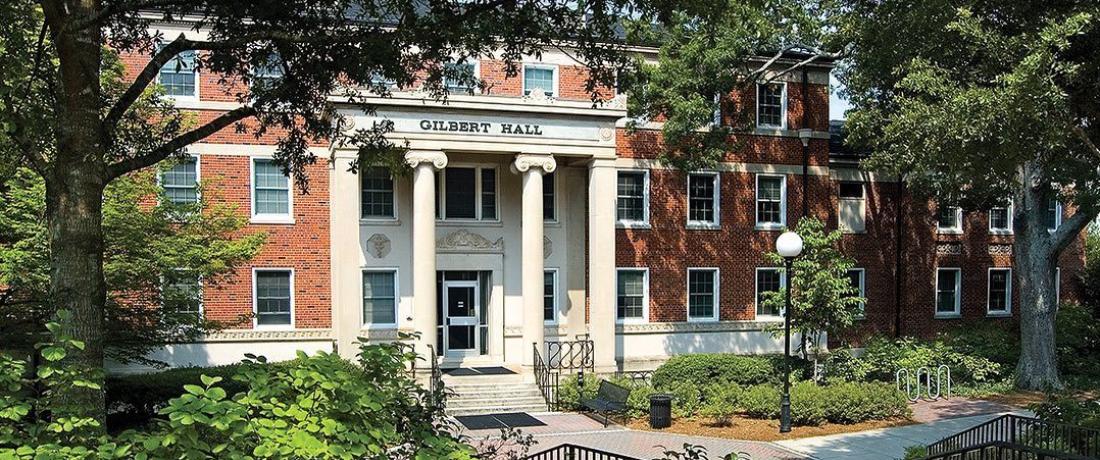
top-left (40, 346), bottom-right (66, 362)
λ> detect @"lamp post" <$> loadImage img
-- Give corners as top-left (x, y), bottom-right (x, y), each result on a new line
top-left (775, 231), bottom-right (803, 434)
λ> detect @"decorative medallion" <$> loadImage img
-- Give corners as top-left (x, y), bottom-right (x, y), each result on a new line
top-left (437, 229), bottom-right (504, 252)
top-left (599, 127), bottom-right (613, 141)
top-left (936, 243), bottom-right (962, 255)
top-left (366, 233), bottom-right (391, 259)
top-left (988, 244), bottom-right (1013, 255)
top-left (522, 89), bottom-right (556, 104)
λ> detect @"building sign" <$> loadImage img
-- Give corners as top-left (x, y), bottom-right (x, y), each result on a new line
top-left (417, 119), bottom-right (544, 136)
top-left (355, 109), bottom-right (613, 144)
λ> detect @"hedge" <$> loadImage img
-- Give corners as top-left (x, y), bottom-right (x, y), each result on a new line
top-left (650, 353), bottom-right (810, 388)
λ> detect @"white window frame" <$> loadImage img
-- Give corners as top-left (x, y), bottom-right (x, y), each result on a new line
top-left (686, 268), bottom-right (720, 322)
top-left (754, 267), bottom-right (787, 320)
top-left (436, 164), bottom-right (499, 222)
top-left (615, 268), bottom-right (649, 324)
top-left (936, 206), bottom-right (963, 234)
top-left (986, 267), bottom-right (1012, 317)
top-left (838, 181), bottom-right (866, 234)
top-left (755, 174), bottom-right (787, 230)
top-left (848, 268), bottom-right (866, 319)
top-left (1056, 267), bottom-right (1061, 304)
top-left (686, 172), bottom-right (721, 229)
top-left (250, 157), bottom-right (295, 224)
top-left (359, 166), bottom-right (398, 222)
top-left (989, 202), bottom-right (1013, 234)
top-left (362, 268), bottom-right (399, 328)
top-left (160, 270), bottom-right (204, 316)
top-left (616, 169), bottom-right (650, 228)
top-left (755, 82), bottom-right (787, 129)
top-left (934, 268), bottom-right (962, 318)
top-left (251, 52), bottom-right (283, 91)
top-left (444, 60), bottom-right (480, 94)
top-left (1047, 200), bottom-right (1063, 232)
top-left (158, 154), bottom-right (201, 206)
top-left (252, 268), bottom-right (295, 330)
top-left (522, 64), bottom-right (559, 98)
top-left (544, 268), bottom-right (560, 325)
top-left (156, 47), bottom-right (199, 101)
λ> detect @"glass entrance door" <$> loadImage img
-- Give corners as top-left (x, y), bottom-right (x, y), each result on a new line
top-left (443, 281), bottom-right (479, 355)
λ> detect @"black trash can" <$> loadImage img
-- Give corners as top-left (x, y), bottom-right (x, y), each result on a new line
top-left (649, 394), bottom-right (672, 429)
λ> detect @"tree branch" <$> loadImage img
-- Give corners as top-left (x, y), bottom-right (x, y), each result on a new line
top-left (103, 33), bottom-right (190, 132)
top-left (66, 0), bottom-right (194, 31)
top-left (106, 105), bottom-right (256, 179)
top-left (1071, 124), bottom-right (1100, 161)
top-left (1050, 205), bottom-right (1095, 255)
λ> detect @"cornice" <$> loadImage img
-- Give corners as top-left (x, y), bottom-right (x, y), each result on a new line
top-left (615, 320), bottom-right (780, 335)
top-left (203, 329), bottom-right (333, 343)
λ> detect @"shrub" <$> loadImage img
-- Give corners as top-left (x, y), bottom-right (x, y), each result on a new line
top-left (821, 381), bottom-right (910, 424)
top-left (626, 384), bottom-right (658, 419)
top-left (903, 446), bottom-right (928, 460)
top-left (822, 350), bottom-right (873, 382)
top-left (1031, 394), bottom-right (1100, 430)
top-left (1056, 303), bottom-right (1100, 379)
top-left (942, 322), bottom-right (1019, 368)
top-left (739, 384), bottom-right (780, 419)
top-left (859, 336), bottom-right (1003, 384)
top-left (106, 363), bottom-right (253, 430)
top-left (790, 381), bottom-right (827, 426)
top-left (652, 354), bottom-right (780, 388)
top-left (699, 383), bottom-right (742, 426)
top-left (555, 374), bottom-right (601, 411)
top-left (665, 381), bottom-right (703, 418)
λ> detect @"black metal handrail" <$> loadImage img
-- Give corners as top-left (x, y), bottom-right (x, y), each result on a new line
top-left (525, 443), bottom-right (642, 460)
top-left (427, 344), bottom-right (444, 409)
top-left (533, 342), bottom-right (560, 412)
top-left (923, 440), bottom-right (1097, 460)
top-left (926, 414), bottom-right (1100, 459)
top-left (546, 339), bottom-right (595, 372)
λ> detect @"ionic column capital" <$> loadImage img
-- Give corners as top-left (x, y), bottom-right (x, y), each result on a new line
top-left (404, 150), bottom-right (448, 170)
top-left (511, 153), bottom-right (557, 175)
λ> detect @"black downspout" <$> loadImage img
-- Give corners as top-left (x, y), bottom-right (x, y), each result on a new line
top-left (801, 68), bottom-right (809, 219)
top-left (894, 174), bottom-right (905, 338)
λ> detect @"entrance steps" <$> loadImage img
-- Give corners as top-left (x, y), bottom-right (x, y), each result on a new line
top-left (442, 373), bottom-right (549, 416)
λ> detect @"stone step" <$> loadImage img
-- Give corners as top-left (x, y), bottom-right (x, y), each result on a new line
top-left (447, 396), bottom-right (547, 409)
top-left (450, 392), bottom-right (544, 402)
top-left (447, 404), bottom-right (551, 416)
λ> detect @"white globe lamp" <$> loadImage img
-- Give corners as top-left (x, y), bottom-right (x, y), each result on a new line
top-left (776, 231), bottom-right (803, 259)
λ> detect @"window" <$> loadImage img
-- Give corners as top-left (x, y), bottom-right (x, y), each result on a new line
top-left (158, 48), bottom-right (197, 98)
top-left (543, 270), bottom-right (557, 323)
top-left (1045, 199), bottom-right (1062, 231)
top-left (755, 268), bottom-right (785, 317)
top-left (438, 167), bottom-right (497, 220)
top-left (847, 268), bottom-right (866, 318)
top-left (369, 72), bottom-right (397, 89)
top-left (616, 269), bottom-right (648, 322)
top-left (252, 159), bottom-right (292, 220)
top-left (935, 268), bottom-right (961, 317)
top-left (363, 270), bottom-right (397, 325)
top-left (254, 269), bottom-right (293, 327)
top-left (987, 268), bottom-right (1012, 316)
top-left (755, 175), bottom-right (786, 228)
top-left (1056, 267), bottom-right (1062, 304)
top-left (687, 173), bottom-right (719, 227)
top-left (617, 171), bottom-right (649, 225)
top-left (937, 206), bottom-right (962, 233)
top-left (989, 202), bottom-right (1013, 234)
top-left (756, 83), bottom-right (786, 128)
top-left (838, 182), bottom-right (866, 233)
top-left (252, 53), bottom-right (283, 91)
top-left (543, 172), bottom-right (556, 221)
top-left (523, 65), bottom-right (556, 97)
top-left (361, 167), bottom-right (395, 219)
top-left (444, 62), bottom-right (476, 94)
top-left (161, 157), bottom-right (199, 205)
top-left (687, 268), bottom-right (719, 321)
top-left (163, 271), bottom-right (202, 316)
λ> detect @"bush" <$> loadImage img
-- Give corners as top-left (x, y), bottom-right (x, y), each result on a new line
top-left (739, 384), bottom-right (780, 419)
top-left (942, 322), bottom-right (1019, 368)
top-left (790, 381), bottom-right (827, 426)
top-left (556, 374), bottom-right (602, 411)
top-left (652, 354), bottom-right (785, 388)
top-left (106, 363), bottom-right (253, 430)
top-left (665, 381), bottom-right (703, 418)
top-left (1056, 303), bottom-right (1100, 379)
top-left (626, 384), bottom-right (658, 419)
top-left (699, 383), bottom-right (742, 426)
top-left (859, 336), bottom-right (1003, 384)
top-left (1031, 394), bottom-right (1100, 430)
top-left (821, 381), bottom-right (910, 424)
top-left (822, 350), bottom-right (874, 382)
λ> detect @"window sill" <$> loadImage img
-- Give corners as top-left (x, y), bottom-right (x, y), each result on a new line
top-left (543, 220), bottom-right (561, 228)
top-left (617, 221), bottom-right (651, 230)
top-left (254, 325), bottom-right (296, 331)
top-left (754, 315), bottom-right (785, 322)
top-left (687, 316), bottom-right (720, 323)
top-left (936, 229), bottom-right (963, 235)
top-left (989, 230), bottom-right (1013, 236)
top-left (934, 313), bottom-right (962, 319)
top-left (986, 311), bottom-right (1012, 318)
top-left (755, 224), bottom-right (785, 232)
top-left (616, 319), bottom-right (648, 325)
top-left (360, 218), bottom-right (401, 226)
top-left (687, 222), bottom-right (721, 230)
top-left (437, 219), bottom-right (503, 228)
top-left (362, 324), bottom-right (398, 330)
top-left (251, 216), bottom-right (296, 225)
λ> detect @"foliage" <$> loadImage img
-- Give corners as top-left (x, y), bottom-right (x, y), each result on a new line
top-left (738, 385), bottom-right (780, 419)
top-left (902, 446), bottom-right (928, 460)
top-left (760, 218), bottom-right (865, 355)
top-left (0, 168), bottom-right (265, 367)
top-left (789, 382), bottom-right (827, 426)
top-left (555, 375), bottom-right (602, 411)
top-left (622, 0), bottom-right (825, 170)
top-left (626, 384), bottom-right (659, 419)
top-left (654, 443), bottom-right (752, 460)
top-left (699, 384), bottom-right (743, 426)
top-left (1, 334), bottom-right (478, 459)
top-left (666, 382), bottom-right (703, 419)
top-left (855, 337), bottom-right (1004, 384)
top-left (818, 381), bottom-right (910, 424)
top-left (821, 350), bottom-right (874, 382)
top-left (1030, 394), bottom-right (1100, 431)
top-left (651, 353), bottom-right (807, 388)
top-left (941, 323), bottom-right (1020, 368)
top-left (1056, 303), bottom-right (1100, 378)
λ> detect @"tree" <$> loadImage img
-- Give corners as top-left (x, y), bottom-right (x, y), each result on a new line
top-left (830, 0), bottom-right (1100, 389)
top-left (760, 218), bottom-right (865, 357)
top-left (0, 166), bottom-right (265, 366)
top-left (0, 0), bottom-right (637, 421)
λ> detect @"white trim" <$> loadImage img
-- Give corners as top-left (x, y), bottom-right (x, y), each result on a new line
top-left (361, 267), bottom-right (399, 328)
top-left (754, 267), bottom-right (787, 320)
top-left (359, 166), bottom-right (399, 221)
top-left (522, 64), bottom-right (559, 98)
top-left (1056, 267), bottom-right (1061, 304)
top-left (848, 268), bottom-right (866, 319)
top-left (686, 172), bottom-right (721, 229)
top-left (436, 164), bottom-right (500, 222)
top-left (157, 46), bottom-right (199, 101)
top-left (252, 268), bottom-right (296, 330)
top-left (755, 82), bottom-right (787, 129)
top-left (686, 267), bottom-right (720, 322)
top-left (615, 268), bottom-right (650, 324)
top-left (934, 268), bottom-right (962, 318)
top-left (1048, 201), bottom-right (1063, 232)
top-left (989, 202), bottom-right (1014, 234)
top-left (754, 174), bottom-right (787, 230)
top-left (544, 268), bottom-right (560, 325)
top-left (158, 153), bottom-right (201, 206)
top-left (616, 169), bottom-right (651, 228)
top-left (441, 279), bottom-right (481, 356)
top-left (937, 206), bottom-right (963, 234)
top-left (160, 269), bottom-right (204, 316)
top-left (249, 157), bottom-right (295, 224)
top-left (986, 267), bottom-right (1012, 316)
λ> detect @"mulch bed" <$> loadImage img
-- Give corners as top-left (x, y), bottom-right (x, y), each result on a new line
top-left (625, 415), bottom-right (914, 442)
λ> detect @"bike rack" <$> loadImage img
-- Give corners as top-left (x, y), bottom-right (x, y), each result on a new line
top-left (896, 365), bottom-right (952, 403)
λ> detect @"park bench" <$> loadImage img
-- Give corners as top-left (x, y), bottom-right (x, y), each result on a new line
top-left (581, 379), bottom-right (630, 427)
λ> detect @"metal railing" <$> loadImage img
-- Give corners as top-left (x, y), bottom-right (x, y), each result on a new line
top-left (546, 339), bottom-right (595, 372)
top-left (533, 342), bottom-right (560, 412)
top-left (923, 440), bottom-right (1097, 460)
top-left (427, 344), bottom-right (444, 409)
top-left (525, 443), bottom-right (642, 460)
top-left (926, 414), bottom-right (1100, 459)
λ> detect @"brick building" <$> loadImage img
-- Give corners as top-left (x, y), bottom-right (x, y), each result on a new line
top-left (113, 20), bottom-right (1084, 373)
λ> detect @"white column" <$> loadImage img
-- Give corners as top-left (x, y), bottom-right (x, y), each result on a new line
top-left (588, 158), bottom-right (618, 373)
top-left (513, 154), bottom-right (557, 369)
top-left (405, 150), bottom-right (447, 363)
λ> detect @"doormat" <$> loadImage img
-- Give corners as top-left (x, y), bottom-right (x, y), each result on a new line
top-left (444, 366), bottom-right (517, 376)
top-left (456, 412), bottom-right (547, 430)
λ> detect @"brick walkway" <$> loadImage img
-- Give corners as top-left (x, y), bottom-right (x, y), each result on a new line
top-left (910, 397), bottom-right (1018, 423)
top-left (462, 413), bottom-right (808, 459)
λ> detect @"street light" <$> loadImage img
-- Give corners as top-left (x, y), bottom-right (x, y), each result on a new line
top-left (775, 231), bottom-right (803, 434)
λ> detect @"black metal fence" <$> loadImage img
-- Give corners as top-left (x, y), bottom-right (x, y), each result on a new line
top-left (533, 342), bottom-right (560, 411)
top-left (546, 339), bottom-right (595, 372)
top-left (926, 414), bottom-right (1100, 459)
top-left (525, 444), bottom-right (642, 460)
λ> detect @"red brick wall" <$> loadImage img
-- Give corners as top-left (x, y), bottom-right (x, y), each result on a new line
top-left (616, 128), bottom-right (830, 166)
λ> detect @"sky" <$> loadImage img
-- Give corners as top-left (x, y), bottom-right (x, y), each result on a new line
top-left (829, 73), bottom-right (851, 121)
